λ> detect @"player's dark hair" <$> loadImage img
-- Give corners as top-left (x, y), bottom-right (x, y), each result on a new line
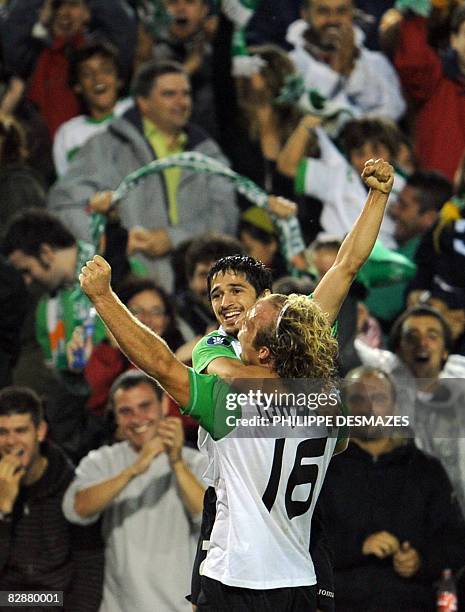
top-left (406, 171), bottom-right (452, 215)
top-left (207, 255), bottom-right (273, 299)
top-left (185, 234), bottom-right (245, 280)
top-left (389, 305), bottom-right (453, 353)
top-left (0, 386), bottom-right (44, 428)
top-left (69, 39), bottom-right (122, 89)
top-left (2, 209), bottom-right (76, 257)
top-left (131, 59), bottom-right (187, 98)
top-left (108, 370), bottom-right (164, 411)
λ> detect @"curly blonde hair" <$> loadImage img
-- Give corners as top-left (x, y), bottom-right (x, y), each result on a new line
top-left (253, 294), bottom-right (338, 382)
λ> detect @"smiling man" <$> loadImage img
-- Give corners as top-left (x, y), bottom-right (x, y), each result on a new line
top-left (153, 0), bottom-right (219, 136)
top-left (287, 0), bottom-right (405, 121)
top-left (354, 304), bottom-right (465, 515)
top-left (48, 58), bottom-right (238, 291)
top-left (63, 370), bottom-right (206, 612)
top-left (78, 159), bottom-right (394, 610)
top-left (53, 40), bottom-right (132, 176)
top-left (0, 386), bottom-right (104, 608)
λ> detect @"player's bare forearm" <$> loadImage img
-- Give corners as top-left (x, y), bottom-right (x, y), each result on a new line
top-left (335, 187), bottom-right (389, 271)
top-left (80, 256), bottom-right (191, 406)
top-left (313, 160), bottom-right (393, 324)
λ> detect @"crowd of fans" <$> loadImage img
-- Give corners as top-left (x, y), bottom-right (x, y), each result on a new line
top-left (1, 0), bottom-right (465, 610)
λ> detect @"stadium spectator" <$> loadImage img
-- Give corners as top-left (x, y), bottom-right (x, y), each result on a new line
top-left (0, 386), bottom-right (104, 609)
top-left (63, 371), bottom-right (206, 612)
top-left (0, 65), bottom-right (54, 186)
top-left (365, 170), bottom-right (453, 327)
top-left (390, 171), bottom-right (453, 249)
top-left (320, 366), bottom-right (465, 612)
top-left (176, 232), bottom-right (245, 336)
top-left (233, 44), bottom-right (323, 243)
top-left (53, 40), bottom-right (132, 176)
top-left (1, 0), bottom-right (137, 137)
top-left (354, 305), bottom-right (465, 515)
top-left (238, 207), bottom-right (289, 280)
top-left (406, 151), bottom-right (465, 353)
top-left (380, 4), bottom-right (465, 181)
top-left (2, 209), bottom-right (106, 372)
top-left (47, 59), bottom-right (238, 291)
top-left (68, 276), bottom-right (194, 416)
top-left (277, 116), bottom-right (400, 247)
top-left (153, 0), bottom-right (219, 138)
top-left (0, 113), bottom-right (46, 239)
top-left (287, 0), bottom-right (405, 121)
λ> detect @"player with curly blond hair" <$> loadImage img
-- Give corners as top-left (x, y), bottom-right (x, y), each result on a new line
top-left (79, 158), bottom-right (394, 611)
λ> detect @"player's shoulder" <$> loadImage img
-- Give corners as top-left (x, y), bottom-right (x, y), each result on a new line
top-left (192, 330), bottom-right (235, 358)
top-left (192, 329), bottom-right (239, 373)
top-left (202, 330), bottom-right (235, 347)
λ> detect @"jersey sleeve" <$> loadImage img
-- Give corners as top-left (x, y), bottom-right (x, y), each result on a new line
top-left (180, 369), bottom-right (240, 440)
top-left (192, 332), bottom-right (239, 373)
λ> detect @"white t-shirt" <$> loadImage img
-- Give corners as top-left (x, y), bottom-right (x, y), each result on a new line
top-left (297, 127), bottom-right (403, 248)
top-left (53, 98), bottom-right (133, 176)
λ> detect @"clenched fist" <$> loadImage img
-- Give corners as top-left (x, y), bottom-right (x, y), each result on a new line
top-left (362, 159), bottom-right (394, 194)
top-left (79, 255), bottom-right (112, 302)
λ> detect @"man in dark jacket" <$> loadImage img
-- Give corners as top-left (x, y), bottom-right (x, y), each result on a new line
top-left (0, 386), bottom-right (103, 611)
top-left (320, 366), bottom-right (465, 612)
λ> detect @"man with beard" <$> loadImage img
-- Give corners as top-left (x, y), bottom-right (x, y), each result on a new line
top-left (287, 0), bottom-right (405, 121)
top-left (319, 366), bottom-right (465, 612)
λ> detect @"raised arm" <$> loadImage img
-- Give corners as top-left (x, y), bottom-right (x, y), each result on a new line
top-left (79, 255), bottom-right (191, 406)
top-left (313, 159), bottom-right (394, 325)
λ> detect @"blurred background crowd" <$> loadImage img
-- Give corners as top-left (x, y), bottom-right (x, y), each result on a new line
top-left (1, 0), bottom-right (465, 610)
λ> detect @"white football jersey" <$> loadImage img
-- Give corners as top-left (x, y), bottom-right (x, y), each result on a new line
top-left (203, 428), bottom-right (336, 588)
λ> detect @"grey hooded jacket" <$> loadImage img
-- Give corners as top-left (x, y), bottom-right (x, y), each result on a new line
top-left (47, 106), bottom-right (238, 290)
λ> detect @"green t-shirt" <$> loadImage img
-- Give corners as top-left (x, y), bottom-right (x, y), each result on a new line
top-left (181, 369), bottom-right (239, 440)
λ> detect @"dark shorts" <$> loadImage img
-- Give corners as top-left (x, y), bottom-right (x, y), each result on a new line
top-left (190, 486), bottom-right (217, 605)
top-left (197, 575), bottom-right (317, 612)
